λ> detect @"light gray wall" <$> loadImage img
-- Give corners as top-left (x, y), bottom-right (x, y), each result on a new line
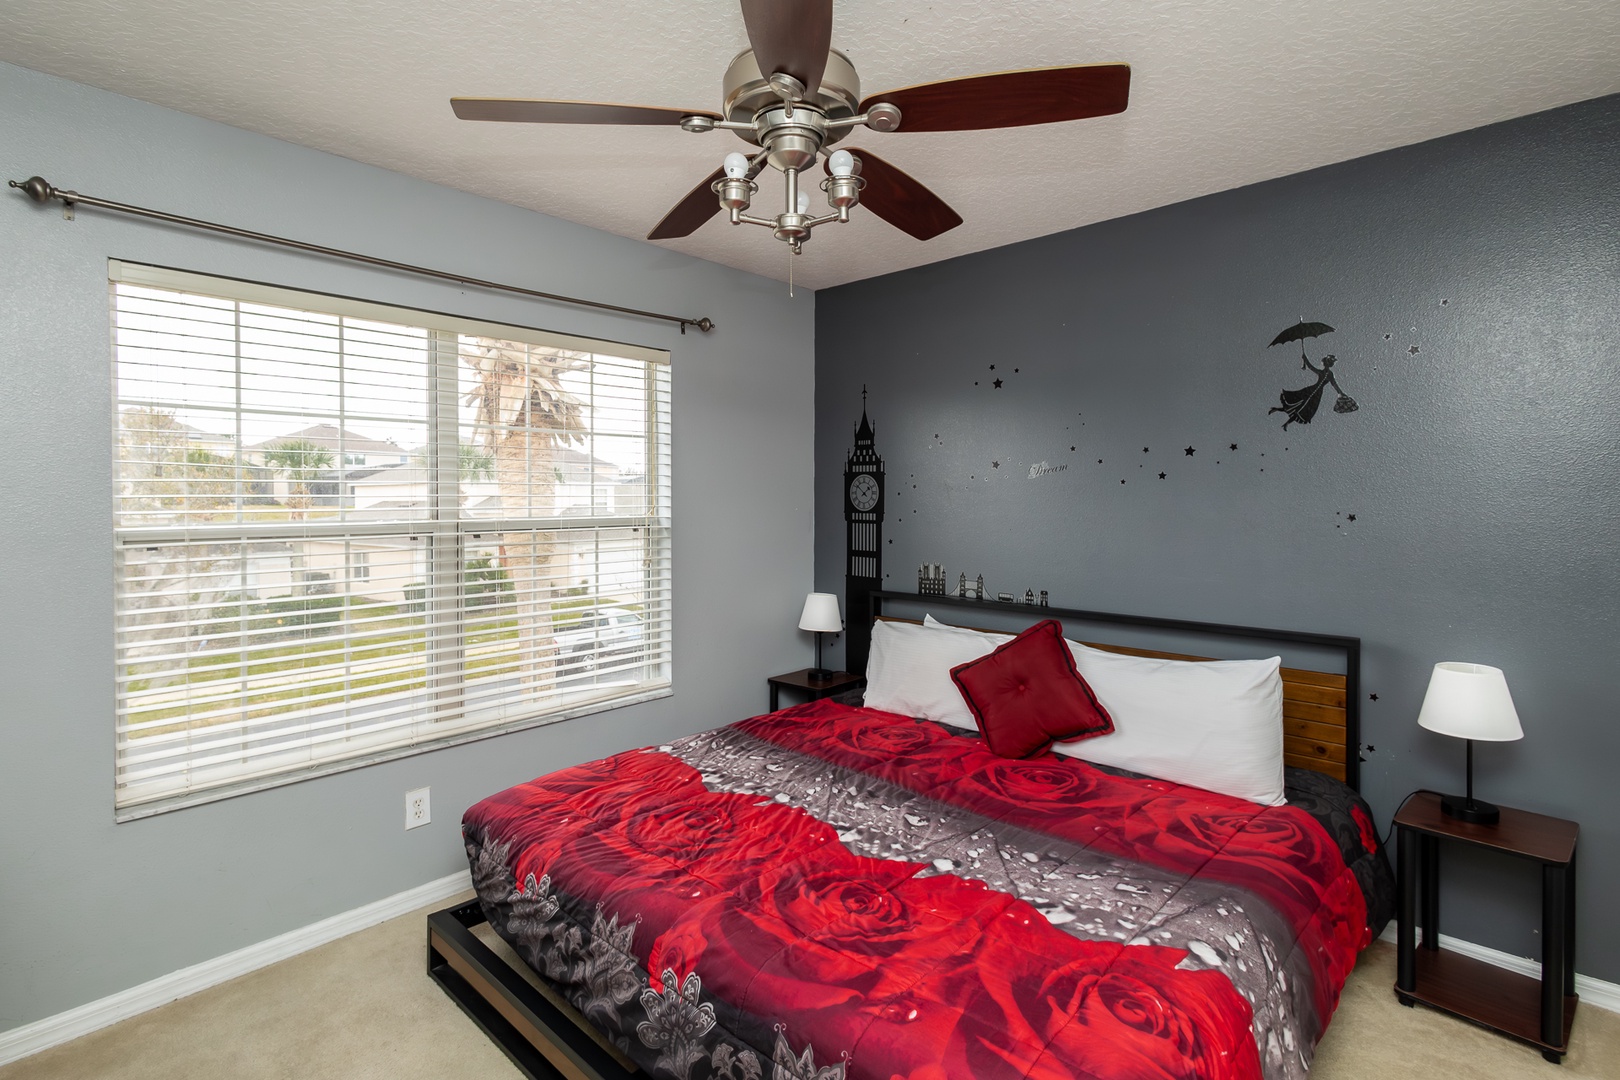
top-left (815, 96), bottom-right (1620, 980)
top-left (0, 61), bottom-right (815, 1030)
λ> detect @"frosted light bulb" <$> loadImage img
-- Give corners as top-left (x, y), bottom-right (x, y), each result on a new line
top-left (723, 152), bottom-right (749, 179)
top-left (797, 189), bottom-right (811, 213)
top-left (828, 150), bottom-right (855, 178)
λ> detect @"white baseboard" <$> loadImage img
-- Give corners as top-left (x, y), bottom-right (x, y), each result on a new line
top-left (0, 869), bottom-right (472, 1067)
top-left (1378, 923), bottom-right (1620, 1014)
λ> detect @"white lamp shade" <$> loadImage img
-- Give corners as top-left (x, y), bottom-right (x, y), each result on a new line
top-left (798, 592), bottom-right (843, 633)
top-left (1417, 662), bottom-right (1523, 742)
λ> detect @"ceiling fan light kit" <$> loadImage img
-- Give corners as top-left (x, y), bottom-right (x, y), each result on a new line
top-left (452, 1), bottom-right (1129, 255)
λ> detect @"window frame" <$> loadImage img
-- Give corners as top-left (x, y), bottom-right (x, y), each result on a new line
top-left (108, 262), bottom-right (673, 820)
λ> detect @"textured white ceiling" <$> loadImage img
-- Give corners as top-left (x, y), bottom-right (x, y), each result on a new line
top-left (3, 1), bottom-right (1617, 290)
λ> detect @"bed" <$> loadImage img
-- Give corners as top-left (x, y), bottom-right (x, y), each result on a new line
top-left (429, 595), bottom-right (1393, 1080)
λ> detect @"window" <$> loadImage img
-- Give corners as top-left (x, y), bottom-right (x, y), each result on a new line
top-left (110, 262), bottom-right (672, 818)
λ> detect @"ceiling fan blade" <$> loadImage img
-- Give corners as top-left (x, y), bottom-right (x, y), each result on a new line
top-left (739, 0), bottom-right (833, 96)
top-left (833, 149), bottom-right (963, 242)
top-left (860, 63), bottom-right (1130, 132)
top-left (451, 98), bottom-right (719, 125)
top-left (647, 167), bottom-right (729, 241)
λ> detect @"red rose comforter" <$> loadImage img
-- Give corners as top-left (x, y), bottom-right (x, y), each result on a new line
top-left (463, 700), bottom-right (1393, 1080)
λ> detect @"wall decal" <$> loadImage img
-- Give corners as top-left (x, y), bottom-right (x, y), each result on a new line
top-left (1028, 461), bottom-right (1068, 478)
top-left (1267, 320), bottom-right (1360, 430)
top-left (843, 388), bottom-right (884, 673)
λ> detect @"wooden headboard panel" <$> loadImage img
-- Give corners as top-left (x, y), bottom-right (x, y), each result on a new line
top-left (868, 591), bottom-right (1361, 789)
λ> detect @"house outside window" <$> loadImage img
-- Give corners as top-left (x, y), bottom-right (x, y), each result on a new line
top-left (110, 262), bottom-right (672, 818)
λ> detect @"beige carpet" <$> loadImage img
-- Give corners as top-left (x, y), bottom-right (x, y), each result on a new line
top-left (4, 896), bottom-right (1615, 1079)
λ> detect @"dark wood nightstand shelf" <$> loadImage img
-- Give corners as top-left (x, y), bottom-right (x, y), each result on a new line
top-left (1394, 792), bottom-right (1579, 1063)
top-left (768, 669), bottom-right (865, 712)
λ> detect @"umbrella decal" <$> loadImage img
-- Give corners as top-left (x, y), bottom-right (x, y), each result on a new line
top-left (1269, 319), bottom-right (1336, 365)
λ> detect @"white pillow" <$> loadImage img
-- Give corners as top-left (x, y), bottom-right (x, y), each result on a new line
top-left (1053, 642), bottom-right (1286, 806)
top-left (863, 618), bottom-right (1005, 730)
top-left (922, 613), bottom-right (1013, 643)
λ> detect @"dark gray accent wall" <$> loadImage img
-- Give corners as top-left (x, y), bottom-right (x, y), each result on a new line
top-left (815, 95), bottom-right (1620, 981)
top-left (0, 60), bottom-right (814, 1032)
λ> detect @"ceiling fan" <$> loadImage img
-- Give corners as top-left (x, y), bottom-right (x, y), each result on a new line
top-left (452, 0), bottom-right (1129, 252)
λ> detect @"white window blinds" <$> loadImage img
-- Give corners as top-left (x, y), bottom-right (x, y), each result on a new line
top-left (110, 262), bottom-right (672, 817)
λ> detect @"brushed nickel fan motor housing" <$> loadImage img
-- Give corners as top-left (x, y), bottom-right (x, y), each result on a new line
top-left (723, 48), bottom-right (861, 168)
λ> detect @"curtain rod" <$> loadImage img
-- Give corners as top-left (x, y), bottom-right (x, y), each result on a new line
top-left (8, 176), bottom-right (715, 334)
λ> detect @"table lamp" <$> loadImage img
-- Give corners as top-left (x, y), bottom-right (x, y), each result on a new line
top-left (1417, 662), bottom-right (1523, 825)
top-left (799, 592), bottom-right (843, 680)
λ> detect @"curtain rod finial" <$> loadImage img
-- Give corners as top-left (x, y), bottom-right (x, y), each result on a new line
top-left (10, 176), bottom-right (58, 203)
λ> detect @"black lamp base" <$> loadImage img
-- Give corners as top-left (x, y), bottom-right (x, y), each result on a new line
top-left (806, 631), bottom-right (835, 682)
top-left (1439, 792), bottom-right (1501, 825)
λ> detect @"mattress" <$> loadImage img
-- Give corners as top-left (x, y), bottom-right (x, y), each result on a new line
top-left (463, 699), bottom-right (1393, 1080)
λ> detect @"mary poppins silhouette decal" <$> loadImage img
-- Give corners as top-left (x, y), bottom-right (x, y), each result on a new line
top-left (1267, 320), bottom-right (1359, 430)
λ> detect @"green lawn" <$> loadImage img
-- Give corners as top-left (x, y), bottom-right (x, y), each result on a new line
top-left (122, 595), bottom-right (607, 736)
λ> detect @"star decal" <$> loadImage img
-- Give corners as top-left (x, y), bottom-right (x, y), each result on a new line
top-left (1369, 693), bottom-right (1379, 701)
top-left (989, 364), bottom-right (996, 370)
top-left (1070, 446), bottom-right (1076, 452)
top-left (991, 461), bottom-right (1000, 469)
top-left (1184, 446), bottom-right (1196, 456)
top-left (1347, 514), bottom-right (1357, 521)
top-left (1143, 447), bottom-right (1150, 453)
top-left (1229, 443), bottom-right (1238, 451)
top-left (1409, 345), bottom-right (1420, 355)
top-left (1158, 472), bottom-right (1166, 479)
top-left (992, 378), bottom-right (1003, 389)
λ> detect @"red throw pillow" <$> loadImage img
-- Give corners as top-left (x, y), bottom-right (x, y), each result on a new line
top-left (949, 620), bottom-right (1113, 758)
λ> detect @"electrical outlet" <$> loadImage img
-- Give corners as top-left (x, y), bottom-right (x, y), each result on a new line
top-left (406, 786), bottom-right (430, 830)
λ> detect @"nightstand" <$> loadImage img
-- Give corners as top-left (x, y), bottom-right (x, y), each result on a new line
top-left (1393, 792), bottom-right (1578, 1063)
top-left (768, 669), bottom-right (865, 712)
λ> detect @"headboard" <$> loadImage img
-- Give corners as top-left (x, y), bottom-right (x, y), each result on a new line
top-left (867, 591), bottom-right (1361, 790)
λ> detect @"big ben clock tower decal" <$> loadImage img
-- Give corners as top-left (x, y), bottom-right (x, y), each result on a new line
top-left (844, 388), bottom-right (885, 674)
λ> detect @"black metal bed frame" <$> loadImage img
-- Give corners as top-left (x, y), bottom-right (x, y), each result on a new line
top-left (427, 900), bottom-right (638, 1080)
top-left (427, 595), bottom-right (1364, 1078)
